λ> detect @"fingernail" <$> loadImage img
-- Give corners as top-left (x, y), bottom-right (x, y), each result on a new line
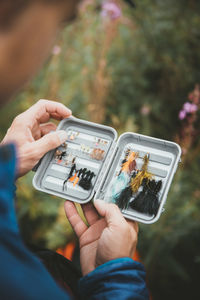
top-left (57, 130), bottom-right (68, 143)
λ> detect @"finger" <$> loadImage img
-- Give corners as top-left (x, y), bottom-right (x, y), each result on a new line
top-left (19, 99), bottom-right (72, 126)
top-left (64, 201), bottom-right (88, 238)
top-left (81, 202), bottom-right (99, 226)
top-left (50, 113), bottom-right (68, 121)
top-left (31, 130), bottom-right (68, 158)
top-left (94, 200), bottom-right (126, 227)
top-left (39, 122), bottom-right (57, 136)
top-left (127, 220), bottom-right (139, 234)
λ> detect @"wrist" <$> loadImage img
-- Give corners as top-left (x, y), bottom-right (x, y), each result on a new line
top-left (79, 258), bottom-right (148, 299)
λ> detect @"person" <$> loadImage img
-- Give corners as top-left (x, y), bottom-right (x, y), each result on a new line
top-left (0, 1), bottom-right (149, 299)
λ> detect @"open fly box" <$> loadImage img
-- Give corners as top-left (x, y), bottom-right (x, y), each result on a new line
top-left (33, 116), bottom-right (181, 224)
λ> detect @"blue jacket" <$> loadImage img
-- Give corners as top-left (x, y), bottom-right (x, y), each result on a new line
top-left (0, 144), bottom-right (149, 300)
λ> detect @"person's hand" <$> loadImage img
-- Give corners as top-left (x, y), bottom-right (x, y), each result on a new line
top-left (64, 200), bottom-right (138, 276)
top-left (1, 99), bottom-right (71, 177)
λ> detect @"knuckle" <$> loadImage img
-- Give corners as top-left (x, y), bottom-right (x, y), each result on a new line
top-left (13, 114), bottom-right (22, 124)
top-left (121, 222), bottom-right (134, 236)
top-left (47, 134), bottom-right (59, 148)
top-left (130, 226), bottom-right (138, 241)
top-left (109, 203), bottom-right (120, 213)
top-left (37, 99), bottom-right (48, 108)
top-left (117, 221), bottom-right (128, 234)
top-left (37, 99), bottom-right (46, 104)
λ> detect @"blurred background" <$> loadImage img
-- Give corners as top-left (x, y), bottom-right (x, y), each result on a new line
top-left (0, 0), bottom-right (200, 299)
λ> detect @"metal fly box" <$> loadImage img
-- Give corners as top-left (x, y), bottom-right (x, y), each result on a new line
top-left (33, 116), bottom-right (181, 224)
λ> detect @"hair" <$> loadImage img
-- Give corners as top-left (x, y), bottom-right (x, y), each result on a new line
top-left (0, 0), bottom-right (66, 29)
top-left (28, 244), bottom-right (81, 298)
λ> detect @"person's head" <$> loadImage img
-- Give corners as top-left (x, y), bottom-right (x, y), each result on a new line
top-left (0, 0), bottom-right (80, 104)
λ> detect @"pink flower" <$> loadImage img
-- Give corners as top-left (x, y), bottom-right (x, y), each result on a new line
top-left (183, 102), bottom-right (192, 113)
top-left (183, 102), bottom-right (198, 113)
top-left (52, 45), bottom-right (61, 56)
top-left (190, 103), bottom-right (198, 113)
top-left (101, 1), bottom-right (121, 20)
top-left (179, 110), bottom-right (186, 120)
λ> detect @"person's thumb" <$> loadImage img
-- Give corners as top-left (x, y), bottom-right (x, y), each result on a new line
top-left (32, 130), bottom-right (67, 158)
top-left (94, 199), bottom-right (126, 227)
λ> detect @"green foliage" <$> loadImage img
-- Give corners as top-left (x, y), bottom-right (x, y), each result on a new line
top-left (107, 0), bottom-right (200, 138)
top-left (0, 1), bottom-right (200, 299)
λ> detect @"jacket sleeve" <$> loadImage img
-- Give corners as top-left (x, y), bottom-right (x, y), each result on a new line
top-left (78, 257), bottom-right (149, 300)
top-left (0, 145), bottom-right (71, 300)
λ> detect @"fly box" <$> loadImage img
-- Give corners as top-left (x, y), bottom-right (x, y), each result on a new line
top-left (33, 116), bottom-right (181, 224)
